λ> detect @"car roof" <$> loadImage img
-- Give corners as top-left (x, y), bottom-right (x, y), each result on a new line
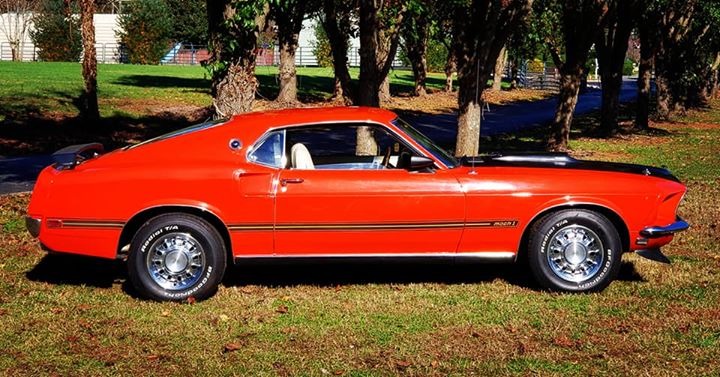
top-left (227, 106), bottom-right (399, 135)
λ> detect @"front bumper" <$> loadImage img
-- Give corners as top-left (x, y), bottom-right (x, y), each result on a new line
top-left (25, 216), bottom-right (41, 238)
top-left (640, 217), bottom-right (689, 238)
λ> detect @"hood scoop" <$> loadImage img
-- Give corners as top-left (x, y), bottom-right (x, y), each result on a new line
top-left (53, 143), bottom-right (104, 170)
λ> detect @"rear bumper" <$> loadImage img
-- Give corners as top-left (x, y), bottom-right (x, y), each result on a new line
top-left (26, 216), bottom-right (41, 238)
top-left (640, 217), bottom-right (689, 238)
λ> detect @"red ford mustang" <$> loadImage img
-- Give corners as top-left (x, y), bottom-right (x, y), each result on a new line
top-left (26, 107), bottom-right (688, 301)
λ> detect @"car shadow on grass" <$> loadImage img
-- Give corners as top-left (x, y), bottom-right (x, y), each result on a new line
top-left (24, 254), bottom-right (645, 295)
top-left (222, 259), bottom-right (645, 290)
top-left (26, 253), bottom-right (127, 289)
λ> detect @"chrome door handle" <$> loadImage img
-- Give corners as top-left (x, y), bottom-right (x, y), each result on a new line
top-left (280, 178), bottom-right (304, 186)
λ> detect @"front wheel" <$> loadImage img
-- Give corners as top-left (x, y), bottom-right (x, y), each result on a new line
top-left (527, 209), bottom-right (622, 293)
top-left (127, 214), bottom-right (227, 302)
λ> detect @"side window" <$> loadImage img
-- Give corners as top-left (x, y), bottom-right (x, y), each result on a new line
top-left (285, 124), bottom-right (421, 170)
top-left (248, 130), bottom-right (285, 168)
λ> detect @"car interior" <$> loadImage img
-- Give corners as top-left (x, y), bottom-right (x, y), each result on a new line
top-left (284, 124), bottom-right (419, 170)
top-left (248, 123), bottom-right (435, 172)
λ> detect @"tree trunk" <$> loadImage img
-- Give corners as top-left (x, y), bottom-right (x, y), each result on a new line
top-left (207, 1), bottom-right (268, 117)
top-left (322, 0), bottom-right (353, 104)
top-left (599, 71), bottom-right (622, 135)
top-left (355, 126), bottom-right (378, 156)
top-left (273, 1), bottom-right (306, 105)
top-left (79, 0), bottom-right (99, 120)
top-left (455, 101), bottom-right (481, 157)
top-left (635, 24), bottom-right (654, 130)
top-left (697, 53), bottom-right (720, 104)
top-left (379, 75), bottom-right (391, 104)
top-left (10, 42), bottom-right (20, 61)
top-left (455, 53), bottom-right (486, 157)
top-left (408, 42), bottom-right (428, 96)
top-left (451, 0), bottom-right (533, 157)
top-left (444, 52), bottom-right (456, 92)
top-left (404, 15), bottom-right (429, 96)
top-left (654, 52), bottom-right (671, 120)
top-left (547, 69), bottom-right (582, 151)
top-left (276, 38), bottom-right (299, 104)
top-left (491, 45), bottom-right (507, 91)
top-left (213, 64), bottom-right (258, 115)
top-left (509, 57), bottom-right (519, 89)
top-left (357, 0), bottom-right (404, 107)
top-left (595, 2), bottom-right (633, 135)
top-left (332, 77), bottom-right (344, 100)
top-left (711, 53), bottom-right (720, 99)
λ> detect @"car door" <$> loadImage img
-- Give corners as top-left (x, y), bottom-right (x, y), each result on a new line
top-left (273, 123), bottom-right (465, 256)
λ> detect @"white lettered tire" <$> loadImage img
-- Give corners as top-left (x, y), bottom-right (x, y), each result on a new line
top-left (528, 209), bottom-right (622, 292)
top-left (127, 214), bottom-right (226, 302)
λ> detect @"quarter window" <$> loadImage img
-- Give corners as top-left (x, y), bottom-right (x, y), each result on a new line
top-left (248, 130), bottom-right (285, 168)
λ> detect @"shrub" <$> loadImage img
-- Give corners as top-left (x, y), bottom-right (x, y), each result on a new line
top-left (311, 21), bottom-right (333, 68)
top-left (165, 0), bottom-right (207, 45)
top-left (398, 38), bottom-right (447, 73)
top-left (426, 39), bottom-right (447, 73)
top-left (623, 58), bottom-right (635, 76)
top-left (30, 0), bottom-right (82, 62)
top-left (118, 0), bottom-right (173, 64)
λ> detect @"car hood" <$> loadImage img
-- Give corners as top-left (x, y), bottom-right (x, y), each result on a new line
top-left (461, 152), bottom-right (680, 182)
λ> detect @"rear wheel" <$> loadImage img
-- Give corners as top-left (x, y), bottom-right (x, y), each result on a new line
top-left (127, 214), bottom-right (226, 302)
top-left (527, 209), bottom-right (622, 292)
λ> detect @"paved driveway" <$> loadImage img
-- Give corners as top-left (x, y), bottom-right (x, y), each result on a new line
top-left (407, 79), bottom-right (638, 147)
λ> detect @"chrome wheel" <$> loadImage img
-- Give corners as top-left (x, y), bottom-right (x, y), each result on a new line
top-left (546, 225), bottom-right (604, 283)
top-left (146, 233), bottom-right (205, 291)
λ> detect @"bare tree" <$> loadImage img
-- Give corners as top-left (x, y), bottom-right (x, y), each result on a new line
top-left (0, 0), bottom-right (39, 61)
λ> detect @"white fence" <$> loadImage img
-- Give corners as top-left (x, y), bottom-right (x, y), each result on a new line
top-left (0, 42), bottom-right (123, 63)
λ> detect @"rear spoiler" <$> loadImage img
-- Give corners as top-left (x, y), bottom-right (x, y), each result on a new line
top-left (52, 143), bottom-right (104, 170)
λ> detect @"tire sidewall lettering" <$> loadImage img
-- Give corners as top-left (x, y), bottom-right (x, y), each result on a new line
top-left (539, 219), bottom-right (568, 254)
top-left (140, 224), bottom-right (181, 253)
top-left (529, 211), bottom-right (621, 293)
top-left (577, 248), bottom-right (613, 290)
top-left (165, 266), bottom-right (214, 299)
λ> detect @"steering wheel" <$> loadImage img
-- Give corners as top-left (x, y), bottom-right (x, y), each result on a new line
top-left (381, 146), bottom-right (392, 168)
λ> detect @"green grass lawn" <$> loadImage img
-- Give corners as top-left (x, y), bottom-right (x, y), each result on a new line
top-left (0, 62), bottom-right (453, 119)
top-left (0, 102), bottom-right (719, 375)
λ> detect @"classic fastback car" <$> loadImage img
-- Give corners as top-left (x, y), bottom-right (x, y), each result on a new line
top-left (26, 107), bottom-right (688, 301)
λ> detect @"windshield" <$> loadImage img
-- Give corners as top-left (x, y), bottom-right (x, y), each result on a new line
top-left (392, 118), bottom-right (459, 168)
top-left (124, 118), bottom-right (228, 150)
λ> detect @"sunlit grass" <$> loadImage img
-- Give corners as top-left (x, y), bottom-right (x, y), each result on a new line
top-left (1, 102), bottom-right (720, 375)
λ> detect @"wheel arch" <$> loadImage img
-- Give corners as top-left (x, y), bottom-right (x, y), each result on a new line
top-left (117, 205), bottom-right (233, 262)
top-left (518, 203), bottom-right (630, 257)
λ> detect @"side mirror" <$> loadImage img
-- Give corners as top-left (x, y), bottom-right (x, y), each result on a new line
top-left (408, 156), bottom-right (435, 171)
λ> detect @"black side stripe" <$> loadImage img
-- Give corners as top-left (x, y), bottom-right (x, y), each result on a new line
top-left (53, 219), bottom-right (126, 229)
top-left (227, 220), bottom-right (518, 232)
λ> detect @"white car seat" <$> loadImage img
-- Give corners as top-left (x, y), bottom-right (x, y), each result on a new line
top-left (291, 143), bottom-right (315, 169)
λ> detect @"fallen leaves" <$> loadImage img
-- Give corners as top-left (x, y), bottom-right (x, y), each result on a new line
top-left (223, 343), bottom-right (243, 353)
top-left (395, 360), bottom-right (412, 370)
